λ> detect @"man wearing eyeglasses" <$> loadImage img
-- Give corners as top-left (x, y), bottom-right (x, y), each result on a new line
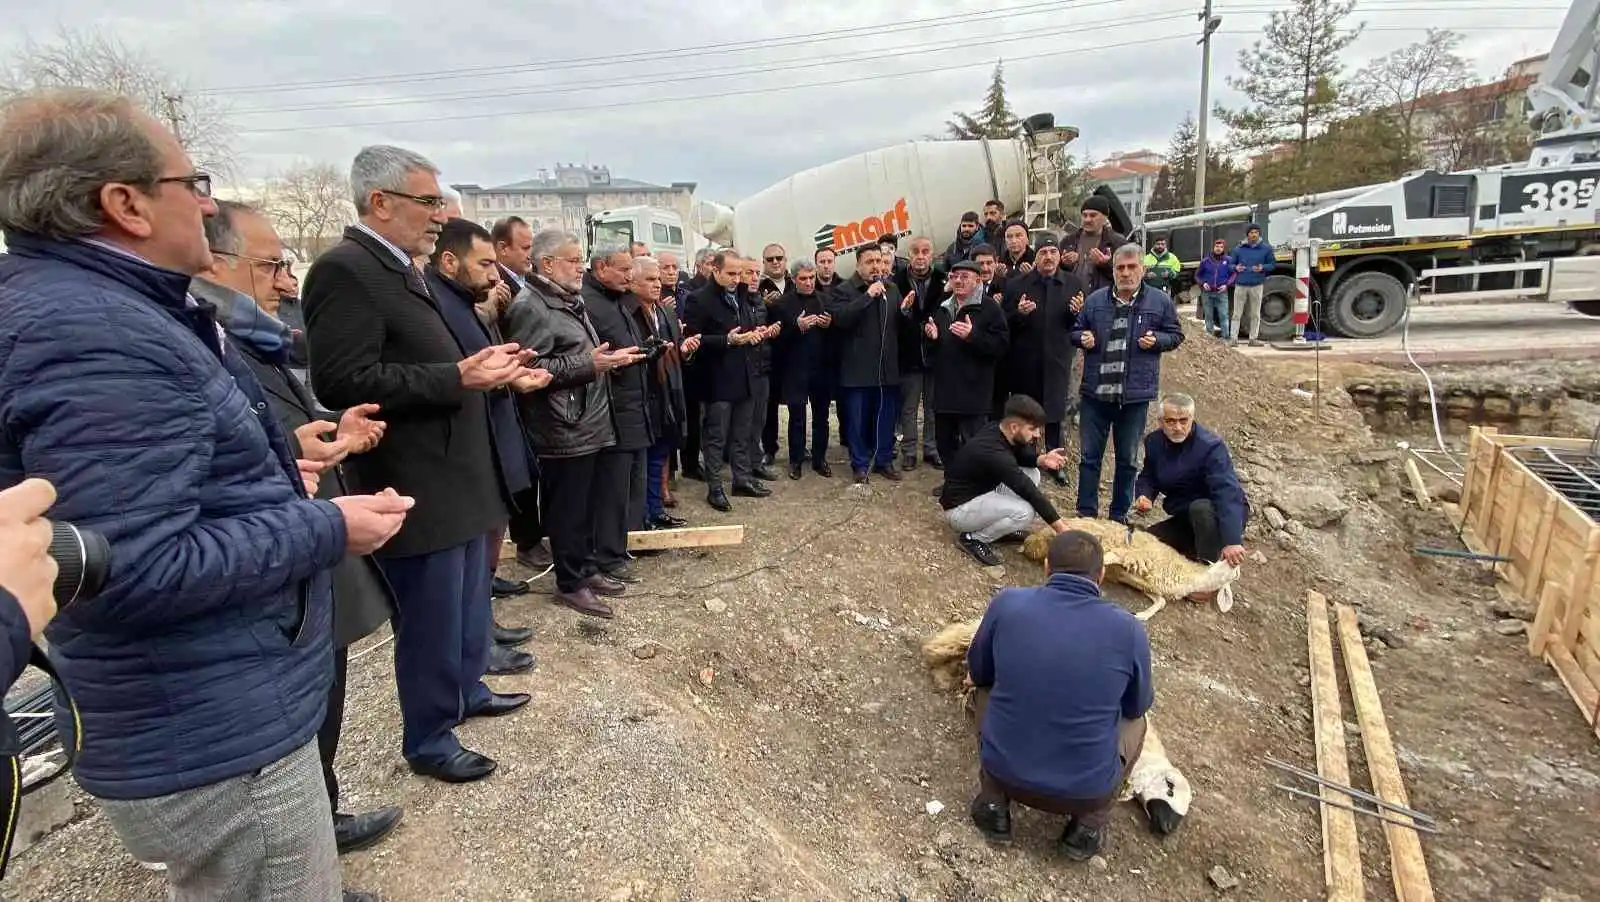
top-left (1132, 393), bottom-right (1248, 587)
top-left (0, 90), bottom-right (411, 901)
top-left (303, 145), bottom-right (543, 787)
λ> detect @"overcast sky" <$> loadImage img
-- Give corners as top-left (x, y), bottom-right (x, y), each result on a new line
top-left (0, 0), bottom-right (1564, 203)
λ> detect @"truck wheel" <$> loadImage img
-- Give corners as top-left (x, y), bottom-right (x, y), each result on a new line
top-left (1255, 275), bottom-right (1299, 340)
top-left (1328, 271), bottom-right (1407, 338)
top-left (1572, 300), bottom-right (1600, 317)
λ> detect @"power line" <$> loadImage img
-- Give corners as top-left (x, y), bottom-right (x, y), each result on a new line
top-left (235, 18), bottom-right (1549, 137)
top-left (203, 0), bottom-right (1090, 96)
top-left (230, 10), bottom-right (1195, 116)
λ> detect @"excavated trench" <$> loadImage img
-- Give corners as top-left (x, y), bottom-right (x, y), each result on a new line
top-left (1340, 364), bottom-right (1600, 438)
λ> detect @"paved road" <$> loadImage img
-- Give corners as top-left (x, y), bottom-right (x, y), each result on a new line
top-left (1235, 303), bottom-right (1600, 365)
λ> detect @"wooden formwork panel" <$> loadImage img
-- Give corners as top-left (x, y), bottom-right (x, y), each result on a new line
top-left (1456, 427), bottom-right (1600, 740)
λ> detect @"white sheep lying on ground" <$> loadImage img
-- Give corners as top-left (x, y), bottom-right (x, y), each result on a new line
top-left (1020, 517), bottom-right (1240, 620)
top-left (920, 619), bottom-right (1192, 835)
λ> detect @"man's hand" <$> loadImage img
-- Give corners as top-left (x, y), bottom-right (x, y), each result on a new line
top-left (923, 318), bottom-right (937, 339)
top-left (1090, 247), bottom-right (1110, 265)
top-left (1234, 263), bottom-right (1245, 272)
top-left (1079, 331), bottom-right (1096, 349)
top-left (1221, 544), bottom-right (1246, 567)
top-left (0, 478), bottom-right (60, 638)
top-left (297, 459), bottom-right (325, 496)
top-left (1134, 495), bottom-right (1154, 513)
top-left (458, 343), bottom-right (526, 390)
top-left (950, 318), bottom-right (973, 340)
top-left (900, 290), bottom-right (916, 312)
top-left (1251, 264), bottom-right (1263, 272)
top-left (1062, 249), bottom-right (1080, 266)
top-left (798, 314), bottom-right (818, 332)
top-left (1018, 261), bottom-right (1033, 274)
top-left (489, 280), bottom-right (513, 309)
top-left (1070, 291), bottom-right (1085, 314)
top-left (1017, 295), bottom-right (1037, 315)
top-left (763, 322), bottom-right (782, 339)
top-left (816, 312), bottom-right (833, 329)
top-left (293, 420), bottom-right (350, 466)
top-left (511, 368), bottom-right (554, 392)
top-left (1037, 447), bottom-right (1067, 471)
top-left (332, 489), bottom-right (416, 556)
top-left (591, 342), bottom-right (647, 371)
top-left (1138, 330), bottom-right (1158, 350)
top-left (336, 403), bottom-right (386, 454)
top-left (866, 280), bottom-right (886, 298)
top-left (1049, 518), bottom-right (1069, 534)
top-left (680, 334), bottom-right (702, 355)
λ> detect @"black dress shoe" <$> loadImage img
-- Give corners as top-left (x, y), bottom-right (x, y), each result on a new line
top-left (553, 587), bottom-right (614, 619)
top-left (492, 623), bottom-right (533, 647)
top-left (467, 691), bottom-right (531, 718)
top-left (812, 461), bottom-right (833, 478)
top-left (409, 749), bottom-right (497, 783)
top-left (333, 806), bottom-right (403, 855)
top-left (753, 463), bottom-right (779, 482)
top-left (853, 469), bottom-right (869, 485)
top-left (1049, 469), bottom-right (1069, 488)
top-left (969, 799), bottom-right (1013, 845)
top-left (603, 562), bottom-right (641, 584)
top-left (515, 543), bottom-right (553, 570)
top-left (651, 513), bottom-right (687, 528)
top-left (733, 482), bottom-right (771, 498)
top-left (788, 463), bottom-right (803, 480)
top-left (486, 645), bottom-right (536, 675)
top-left (584, 572), bottom-right (627, 596)
top-left (959, 532), bottom-right (1004, 567)
top-left (491, 576), bottom-right (528, 598)
top-left (706, 488), bottom-right (732, 512)
top-left (1059, 818), bottom-right (1108, 861)
top-left (872, 464), bottom-right (903, 482)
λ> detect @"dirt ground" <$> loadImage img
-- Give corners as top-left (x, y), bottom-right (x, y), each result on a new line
top-left (8, 323), bottom-right (1600, 902)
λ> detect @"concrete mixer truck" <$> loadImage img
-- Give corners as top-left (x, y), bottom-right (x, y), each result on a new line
top-left (584, 114), bottom-right (1113, 277)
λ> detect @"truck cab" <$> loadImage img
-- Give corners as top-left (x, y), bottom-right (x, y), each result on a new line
top-left (585, 205), bottom-right (695, 261)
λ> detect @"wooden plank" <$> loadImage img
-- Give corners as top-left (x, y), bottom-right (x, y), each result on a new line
top-left (1335, 604), bottom-right (1436, 902)
top-left (1488, 434), bottom-right (1598, 452)
top-left (626, 524), bottom-right (745, 551)
top-left (1472, 444), bottom-right (1504, 547)
top-left (1458, 427), bottom-right (1485, 523)
top-left (1307, 591), bottom-right (1366, 902)
top-left (1557, 531), bottom-right (1600, 652)
top-left (1520, 493), bottom-right (1560, 598)
top-left (1493, 469), bottom-right (1526, 581)
top-left (1545, 645), bottom-right (1600, 741)
top-left (1529, 580), bottom-right (1566, 657)
top-left (1403, 456), bottom-right (1433, 510)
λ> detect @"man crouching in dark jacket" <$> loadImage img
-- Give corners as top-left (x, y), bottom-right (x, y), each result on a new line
top-left (503, 230), bottom-right (644, 619)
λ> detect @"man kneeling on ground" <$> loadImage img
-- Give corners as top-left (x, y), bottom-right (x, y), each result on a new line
top-left (1133, 392), bottom-right (1249, 598)
top-left (965, 529), bottom-right (1153, 860)
top-left (938, 394), bottom-right (1069, 567)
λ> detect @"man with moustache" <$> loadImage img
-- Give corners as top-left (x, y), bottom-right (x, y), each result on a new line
top-left (827, 244), bottom-right (904, 484)
top-left (1062, 196), bottom-right (1125, 296)
top-left (1002, 232), bottom-right (1086, 487)
top-left (776, 258), bottom-right (834, 480)
top-left (893, 235), bottom-right (944, 471)
top-left (629, 255), bottom-right (694, 528)
top-left (924, 260), bottom-right (1010, 470)
top-left (757, 243), bottom-right (790, 472)
top-left (684, 250), bottom-right (766, 510)
top-left (812, 246), bottom-right (849, 452)
top-left (305, 145), bottom-right (541, 784)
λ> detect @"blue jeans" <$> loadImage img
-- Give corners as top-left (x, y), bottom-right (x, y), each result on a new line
top-left (842, 385), bottom-right (899, 473)
top-left (645, 439), bottom-right (673, 521)
top-left (1202, 290), bottom-right (1230, 337)
top-left (1076, 397), bottom-right (1150, 522)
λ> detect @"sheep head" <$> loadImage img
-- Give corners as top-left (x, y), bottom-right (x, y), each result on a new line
top-left (921, 619), bottom-right (981, 690)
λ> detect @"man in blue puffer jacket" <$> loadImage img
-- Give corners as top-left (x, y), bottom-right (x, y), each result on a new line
top-left (1228, 223), bottom-right (1276, 346)
top-left (1070, 243), bottom-right (1184, 524)
top-left (0, 89), bottom-right (411, 902)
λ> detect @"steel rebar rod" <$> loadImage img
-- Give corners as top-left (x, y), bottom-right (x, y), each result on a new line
top-left (1412, 547), bottom-right (1510, 562)
top-left (1274, 784), bottom-right (1443, 834)
top-left (1262, 756), bottom-right (1439, 824)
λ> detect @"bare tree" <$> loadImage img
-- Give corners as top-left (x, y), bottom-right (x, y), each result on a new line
top-left (1433, 96), bottom-right (1533, 170)
top-left (0, 26), bottom-right (236, 177)
top-left (260, 163), bottom-right (355, 262)
top-left (1355, 29), bottom-right (1475, 169)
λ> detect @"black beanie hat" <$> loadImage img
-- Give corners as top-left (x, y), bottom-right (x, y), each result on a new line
top-left (1080, 195), bottom-right (1111, 215)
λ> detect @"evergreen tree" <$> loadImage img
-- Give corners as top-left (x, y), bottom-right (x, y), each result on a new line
top-left (946, 60), bottom-right (1021, 140)
top-left (1149, 114), bottom-right (1250, 214)
top-left (1216, 0), bottom-right (1362, 193)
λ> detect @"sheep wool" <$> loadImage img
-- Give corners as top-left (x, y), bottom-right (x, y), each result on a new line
top-left (919, 617), bottom-right (1191, 835)
top-left (1020, 518), bottom-right (1240, 619)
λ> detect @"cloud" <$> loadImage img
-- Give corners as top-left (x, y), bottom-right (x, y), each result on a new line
top-left (0, 0), bottom-right (1567, 202)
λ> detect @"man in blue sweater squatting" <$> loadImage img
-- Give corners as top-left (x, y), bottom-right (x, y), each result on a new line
top-left (964, 529), bottom-right (1153, 861)
top-left (1133, 392), bottom-right (1250, 601)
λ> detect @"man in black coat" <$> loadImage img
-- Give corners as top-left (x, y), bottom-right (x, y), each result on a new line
top-left (1002, 232), bottom-right (1087, 486)
top-left (775, 259), bottom-right (835, 480)
top-left (924, 260), bottom-right (1010, 468)
top-left (487, 215), bottom-right (552, 575)
top-left (425, 219), bottom-right (544, 678)
top-left (582, 246), bottom-right (656, 582)
top-left (756, 244), bottom-right (791, 473)
top-left (195, 201), bottom-right (403, 863)
top-left (826, 244), bottom-right (904, 484)
top-left (304, 145), bottom-right (541, 785)
top-left (893, 236), bottom-right (945, 471)
top-left (683, 250), bottom-right (768, 511)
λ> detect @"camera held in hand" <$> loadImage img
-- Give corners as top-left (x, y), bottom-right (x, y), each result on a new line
top-left (48, 521), bottom-right (110, 606)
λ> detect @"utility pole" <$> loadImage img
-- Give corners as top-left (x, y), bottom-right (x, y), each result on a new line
top-left (1194, 1), bottom-right (1222, 214)
top-left (160, 92), bottom-right (185, 146)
